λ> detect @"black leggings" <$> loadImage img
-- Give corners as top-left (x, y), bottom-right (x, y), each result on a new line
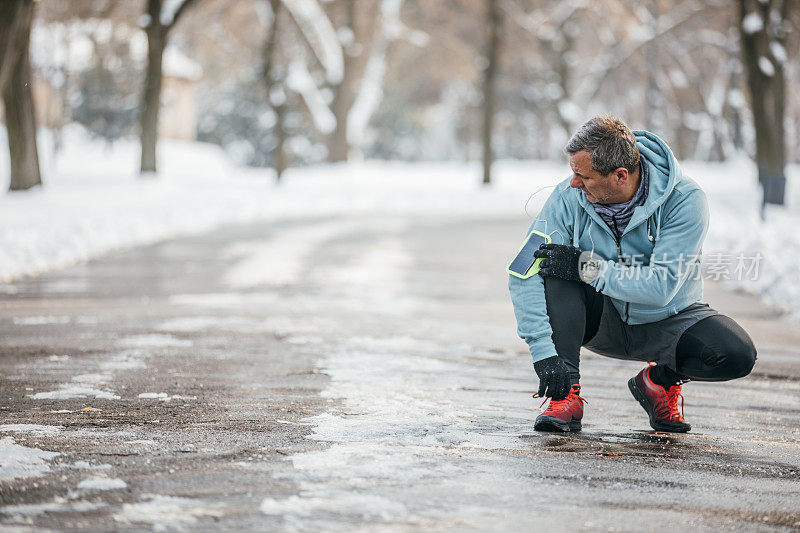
top-left (543, 277), bottom-right (757, 383)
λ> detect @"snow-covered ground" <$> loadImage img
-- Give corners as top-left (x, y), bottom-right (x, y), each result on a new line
top-left (0, 126), bottom-right (798, 315)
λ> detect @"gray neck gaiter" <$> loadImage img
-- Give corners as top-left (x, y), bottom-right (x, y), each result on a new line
top-left (592, 155), bottom-right (649, 240)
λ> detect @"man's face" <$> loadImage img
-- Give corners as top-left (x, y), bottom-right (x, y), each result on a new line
top-left (569, 150), bottom-right (617, 204)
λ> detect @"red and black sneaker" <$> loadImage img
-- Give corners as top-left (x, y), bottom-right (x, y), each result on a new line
top-left (533, 384), bottom-right (586, 432)
top-left (628, 366), bottom-right (691, 433)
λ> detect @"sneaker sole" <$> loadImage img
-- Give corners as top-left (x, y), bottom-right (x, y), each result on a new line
top-left (627, 377), bottom-right (691, 433)
top-left (534, 415), bottom-right (581, 432)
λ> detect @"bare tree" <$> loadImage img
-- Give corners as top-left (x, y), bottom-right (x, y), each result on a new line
top-left (263, 0), bottom-right (288, 180)
top-left (326, 0), bottom-right (365, 162)
top-left (283, 0), bottom-right (418, 162)
top-left (482, 0), bottom-right (501, 185)
top-left (1, 0), bottom-right (41, 191)
top-left (739, 0), bottom-right (790, 209)
top-left (140, 0), bottom-right (203, 174)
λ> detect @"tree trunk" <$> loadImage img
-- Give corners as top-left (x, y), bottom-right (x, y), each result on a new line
top-left (326, 0), bottom-right (360, 163)
top-left (0, 0), bottom-right (29, 93)
top-left (644, 0), bottom-right (660, 132)
top-left (264, 0), bottom-right (287, 181)
top-left (327, 90), bottom-right (350, 162)
top-left (2, 0), bottom-right (41, 191)
top-left (140, 1), bottom-right (167, 174)
top-left (482, 0), bottom-right (501, 185)
top-left (739, 0), bottom-right (787, 208)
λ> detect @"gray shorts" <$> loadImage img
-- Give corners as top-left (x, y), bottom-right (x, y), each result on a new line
top-left (583, 297), bottom-right (719, 370)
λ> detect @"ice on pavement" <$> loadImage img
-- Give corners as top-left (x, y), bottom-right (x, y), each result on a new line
top-left (0, 500), bottom-right (107, 519)
top-left (0, 424), bottom-right (64, 436)
top-left (260, 328), bottom-right (563, 527)
top-left (260, 491), bottom-right (406, 522)
top-left (30, 386), bottom-right (120, 400)
top-left (138, 392), bottom-right (195, 402)
top-left (66, 461), bottom-right (112, 471)
top-left (138, 392), bottom-right (170, 399)
top-left (0, 437), bottom-right (60, 482)
top-left (118, 334), bottom-right (193, 348)
top-left (255, 226), bottom-right (541, 525)
top-left (113, 495), bottom-right (224, 528)
top-left (76, 476), bottom-right (127, 491)
top-left (222, 219), bottom-right (364, 288)
top-left (12, 316), bottom-right (70, 325)
top-left (30, 370), bottom-right (120, 400)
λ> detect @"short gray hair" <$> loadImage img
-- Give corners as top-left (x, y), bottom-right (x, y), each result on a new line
top-left (565, 115), bottom-right (640, 175)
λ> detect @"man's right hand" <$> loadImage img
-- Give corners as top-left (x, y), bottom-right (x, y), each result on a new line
top-left (534, 356), bottom-right (571, 400)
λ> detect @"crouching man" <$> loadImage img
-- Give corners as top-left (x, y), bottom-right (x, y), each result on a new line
top-left (508, 115), bottom-right (757, 433)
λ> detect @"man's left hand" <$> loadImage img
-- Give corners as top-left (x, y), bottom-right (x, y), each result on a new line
top-left (534, 243), bottom-right (582, 281)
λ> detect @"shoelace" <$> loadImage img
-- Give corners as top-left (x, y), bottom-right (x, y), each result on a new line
top-left (532, 387), bottom-right (588, 410)
top-left (648, 363), bottom-right (686, 421)
top-left (653, 385), bottom-right (685, 421)
top-left (664, 386), bottom-right (685, 421)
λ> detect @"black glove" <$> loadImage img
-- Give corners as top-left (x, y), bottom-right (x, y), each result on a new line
top-left (534, 356), bottom-right (571, 400)
top-left (534, 243), bottom-right (582, 282)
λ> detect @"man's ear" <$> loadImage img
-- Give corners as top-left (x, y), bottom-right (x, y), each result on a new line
top-left (615, 167), bottom-right (628, 182)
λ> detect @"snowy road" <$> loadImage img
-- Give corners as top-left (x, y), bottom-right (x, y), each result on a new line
top-left (1, 214), bottom-right (799, 531)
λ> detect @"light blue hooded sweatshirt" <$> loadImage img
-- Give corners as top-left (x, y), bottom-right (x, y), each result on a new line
top-left (508, 131), bottom-right (709, 364)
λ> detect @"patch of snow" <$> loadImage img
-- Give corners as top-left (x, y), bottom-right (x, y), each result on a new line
top-left (138, 392), bottom-right (169, 399)
top-left (223, 219), bottom-right (361, 288)
top-left (0, 125), bottom-right (267, 283)
top-left (347, 0), bottom-right (401, 150)
top-left (321, 235), bottom-right (410, 294)
top-left (48, 355), bottom-right (70, 362)
top-left (138, 392), bottom-right (196, 402)
top-left (76, 476), bottom-right (127, 491)
top-left (99, 353), bottom-right (147, 371)
top-left (281, 0), bottom-right (343, 84)
top-left (769, 41), bottom-right (786, 64)
top-left (0, 499), bottom-right (106, 519)
top-left (66, 461), bottom-right (112, 470)
top-left (160, 0), bottom-right (187, 26)
top-left (758, 56), bottom-right (775, 76)
top-left (286, 60), bottom-right (337, 134)
top-left (260, 491), bottom-right (406, 521)
top-left (0, 437), bottom-right (60, 482)
top-left (118, 334), bottom-right (192, 348)
top-left (171, 293), bottom-right (248, 307)
top-left (742, 11), bottom-right (763, 34)
top-left (12, 316), bottom-right (70, 325)
top-left (257, 330), bottom-right (538, 526)
top-left (158, 315), bottom-right (277, 333)
top-left (728, 88), bottom-right (745, 109)
top-left (285, 335), bottom-right (323, 345)
top-left (31, 370), bottom-right (121, 400)
top-left (30, 386), bottom-right (120, 400)
top-left (163, 46), bottom-right (202, 81)
top-left (0, 424), bottom-right (64, 437)
top-left (113, 495), bottom-right (224, 528)
top-left (71, 373), bottom-right (112, 384)
top-left (158, 316), bottom-right (222, 332)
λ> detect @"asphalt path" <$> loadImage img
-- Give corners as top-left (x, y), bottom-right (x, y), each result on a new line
top-left (1, 214), bottom-right (799, 531)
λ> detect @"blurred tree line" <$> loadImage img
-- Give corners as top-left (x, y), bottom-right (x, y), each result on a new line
top-left (0, 0), bottom-right (798, 207)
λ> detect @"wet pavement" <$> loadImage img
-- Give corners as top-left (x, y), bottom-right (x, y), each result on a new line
top-left (1, 214), bottom-right (799, 531)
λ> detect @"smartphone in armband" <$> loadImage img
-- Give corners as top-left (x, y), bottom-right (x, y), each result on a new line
top-left (506, 230), bottom-right (551, 279)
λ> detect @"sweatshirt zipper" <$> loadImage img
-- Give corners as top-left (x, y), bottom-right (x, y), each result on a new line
top-left (612, 216), bottom-right (630, 323)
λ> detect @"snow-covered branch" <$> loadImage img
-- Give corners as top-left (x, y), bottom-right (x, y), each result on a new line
top-left (282, 0), bottom-right (344, 84)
